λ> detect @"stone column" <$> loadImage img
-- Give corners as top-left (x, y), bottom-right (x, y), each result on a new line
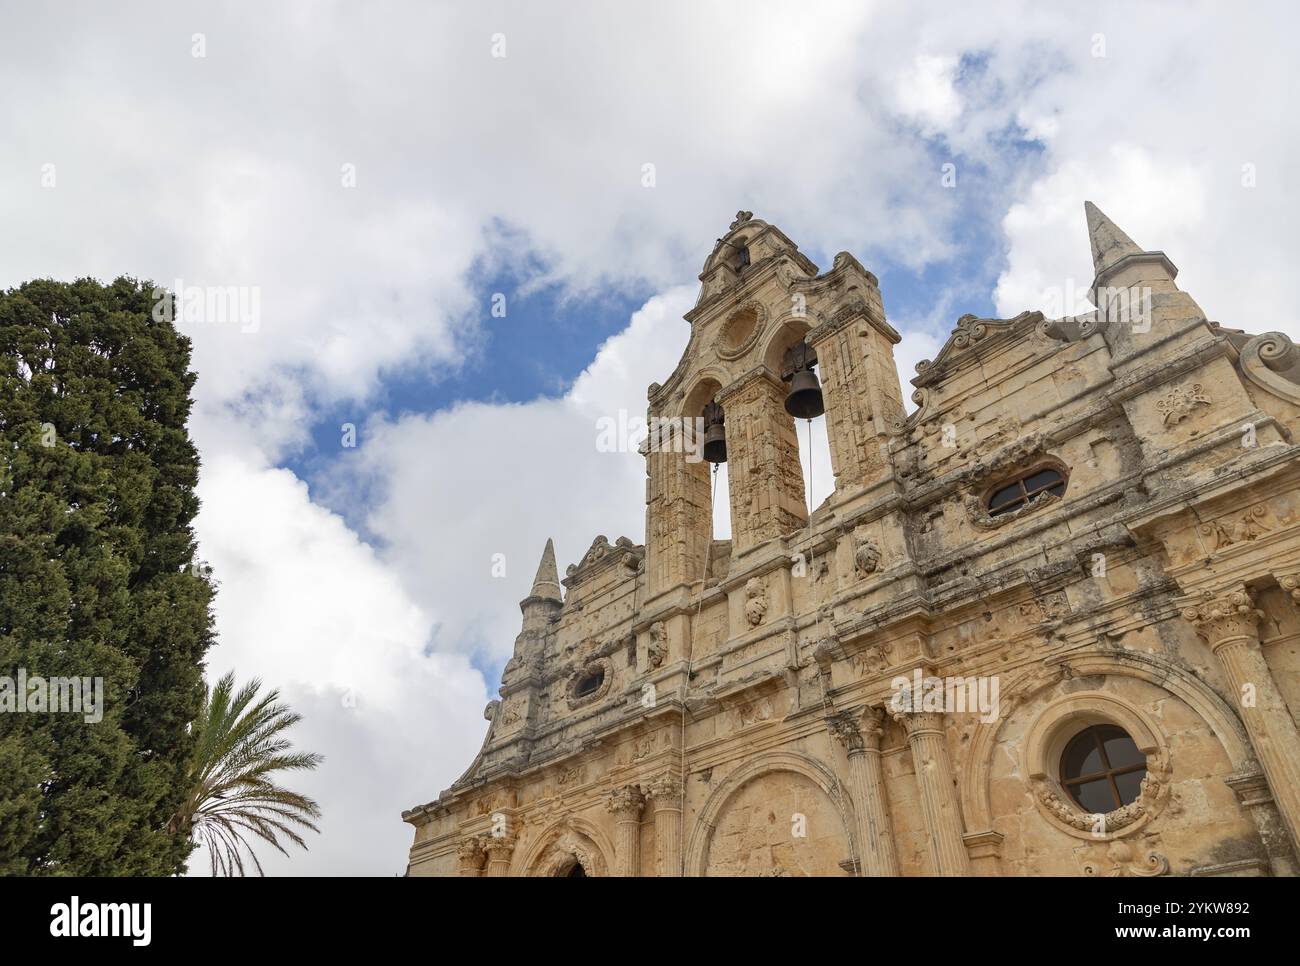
top-left (644, 429), bottom-right (712, 596)
top-left (717, 369), bottom-right (807, 552)
top-left (806, 304), bottom-right (903, 488)
top-left (644, 774), bottom-right (684, 877)
top-left (1185, 584), bottom-right (1300, 856)
top-left (457, 837), bottom-right (486, 877)
top-left (1224, 771), bottom-right (1299, 878)
top-left (482, 830), bottom-right (516, 877)
top-left (828, 706), bottom-right (899, 876)
top-left (893, 708), bottom-right (971, 876)
top-left (606, 785), bottom-right (646, 877)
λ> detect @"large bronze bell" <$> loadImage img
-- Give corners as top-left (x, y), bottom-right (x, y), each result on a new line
top-left (781, 341), bottom-right (825, 419)
top-left (784, 367), bottom-right (825, 419)
top-left (702, 400), bottom-right (727, 464)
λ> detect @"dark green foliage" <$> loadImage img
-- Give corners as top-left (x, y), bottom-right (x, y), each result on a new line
top-left (0, 277), bottom-right (214, 875)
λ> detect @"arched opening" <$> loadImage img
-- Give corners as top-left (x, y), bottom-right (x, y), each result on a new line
top-left (681, 376), bottom-right (732, 546)
top-left (762, 322), bottom-right (834, 525)
top-left (563, 862), bottom-right (587, 877)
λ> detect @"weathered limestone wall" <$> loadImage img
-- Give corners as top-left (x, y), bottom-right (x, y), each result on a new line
top-left (405, 208), bottom-right (1300, 878)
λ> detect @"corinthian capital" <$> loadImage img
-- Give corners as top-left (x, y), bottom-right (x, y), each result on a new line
top-left (1277, 573), bottom-right (1300, 604)
top-left (457, 836), bottom-right (486, 873)
top-left (483, 827), bottom-right (517, 861)
top-left (641, 773), bottom-right (683, 810)
top-left (891, 708), bottom-right (947, 737)
top-left (827, 705), bottom-right (886, 754)
top-left (606, 784), bottom-right (646, 819)
top-left (826, 709), bottom-right (864, 753)
top-left (861, 705), bottom-right (886, 750)
top-left (1180, 586), bottom-right (1263, 647)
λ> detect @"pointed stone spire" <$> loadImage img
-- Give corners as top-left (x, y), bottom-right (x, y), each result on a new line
top-left (527, 538), bottom-right (563, 603)
top-left (1085, 201), bottom-right (1143, 277)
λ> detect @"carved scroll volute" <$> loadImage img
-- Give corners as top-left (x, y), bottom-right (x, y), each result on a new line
top-left (1180, 586), bottom-right (1263, 649)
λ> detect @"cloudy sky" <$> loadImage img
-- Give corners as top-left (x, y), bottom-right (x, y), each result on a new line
top-left (2, 1), bottom-right (1296, 875)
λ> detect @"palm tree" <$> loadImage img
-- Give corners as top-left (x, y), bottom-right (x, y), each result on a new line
top-left (171, 671), bottom-right (323, 876)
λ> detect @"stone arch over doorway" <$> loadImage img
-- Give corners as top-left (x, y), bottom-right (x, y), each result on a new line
top-left (686, 751), bottom-right (856, 876)
top-left (522, 818), bottom-right (613, 877)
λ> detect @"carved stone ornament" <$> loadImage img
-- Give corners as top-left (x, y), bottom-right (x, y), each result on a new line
top-left (729, 210), bottom-right (754, 231)
top-left (1082, 841), bottom-right (1170, 877)
top-left (1156, 382), bottom-right (1212, 425)
top-left (565, 657), bottom-right (613, 709)
top-left (605, 785), bottom-right (645, 818)
top-left (647, 621), bottom-right (668, 669)
top-left (1180, 586), bottom-right (1264, 646)
top-left (535, 828), bottom-right (607, 877)
top-left (853, 536), bottom-right (882, 576)
top-left (744, 576), bottom-right (768, 627)
top-left (1198, 504), bottom-right (1271, 549)
top-left (826, 710), bottom-right (863, 753)
top-left (641, 773), bottom-right (683, 808)
top-left (1031, 746), bottom-right (1171, 841)
top-left (457, 836), bottom-right (486, 870)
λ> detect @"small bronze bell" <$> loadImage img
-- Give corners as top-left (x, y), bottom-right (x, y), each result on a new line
top-left (781, 341), bottom-right (825, 419)
top-left (702, 400), bottom-right (727, 464)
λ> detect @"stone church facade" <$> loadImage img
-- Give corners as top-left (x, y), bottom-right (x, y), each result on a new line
top-left (403, 206), bottom-right (1300, 877)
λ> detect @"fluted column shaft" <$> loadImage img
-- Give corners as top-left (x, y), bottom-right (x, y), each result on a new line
top-left (1185, 585), bottom-right (1300, 856)
top-left (895, 709), bottom-right (971, 876)
top-left (828, 706), bottom-right (899, 876)
top-left (606, 786), bottom-right (645, 877)
top-left (645, 776), bottom-right (683, 877)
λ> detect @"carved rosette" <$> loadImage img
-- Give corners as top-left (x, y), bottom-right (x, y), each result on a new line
top-left (1180, 586), bottom-right (1264, 649)
top-left (605, 784), bottom-right (645, 820)
top-left (1156, 383), bottom-right (1212, 425)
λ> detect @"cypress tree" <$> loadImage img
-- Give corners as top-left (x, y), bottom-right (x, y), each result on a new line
top-left (0, 276), bottom-right (214, 875)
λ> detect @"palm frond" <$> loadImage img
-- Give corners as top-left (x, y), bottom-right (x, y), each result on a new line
top-left (172, 671), bottom-right (323, 876)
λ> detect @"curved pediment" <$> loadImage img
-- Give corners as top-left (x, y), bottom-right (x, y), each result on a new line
top-left (912, 310), bottom-right (1045, 388)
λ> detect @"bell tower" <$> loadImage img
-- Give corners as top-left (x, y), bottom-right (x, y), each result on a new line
top-left (643, 212), bottom-right (904, 602)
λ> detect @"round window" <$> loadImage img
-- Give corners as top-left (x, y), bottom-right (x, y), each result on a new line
top-left (1059, 724), bottom-right (1147, 813)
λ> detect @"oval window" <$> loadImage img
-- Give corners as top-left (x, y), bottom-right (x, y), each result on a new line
top-left (1060, 724), bottom-right (1147, 812)
top-left (574, 669), bottom-right (604, 698)
top-left (987, 467), bottom-right (1066, 517)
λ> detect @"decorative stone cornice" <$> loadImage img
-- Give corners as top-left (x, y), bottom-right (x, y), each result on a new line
top-left (605, 784), bottom-right (645, 819)
top-left (1179, 585), bottom-right (1263, 648)
top-left (715, 364), bottom-right (784, 407)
